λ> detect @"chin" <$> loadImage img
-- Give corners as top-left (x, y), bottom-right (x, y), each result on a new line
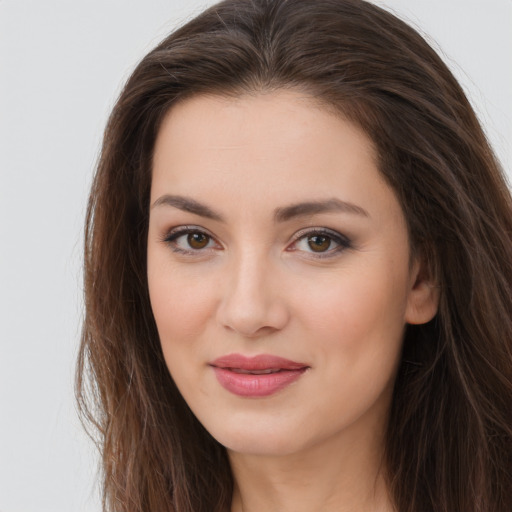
top-left (204, 417), bottom-right (316, 457)
top-left (223, 434), bottom-right (305, 457)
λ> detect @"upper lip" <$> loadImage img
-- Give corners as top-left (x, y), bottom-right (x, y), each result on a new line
top-left (210, 353), bottom-right (308, 371)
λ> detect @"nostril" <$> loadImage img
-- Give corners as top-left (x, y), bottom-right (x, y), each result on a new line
top-left (223, 324), bottom-right (280, 338)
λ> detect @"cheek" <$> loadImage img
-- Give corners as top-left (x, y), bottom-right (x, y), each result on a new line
top-left (293, 264), bottom-right (409, 348)
top-left (150, 290), bottom-right (213, 348)
top-left (147, 254), bottom-right (218, 350)
top-left (292, 267), bottom-right (407, 420)
top-left (147, 263), bottom-right (219, 404)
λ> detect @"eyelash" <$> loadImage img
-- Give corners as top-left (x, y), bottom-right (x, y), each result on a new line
top-left (287, 227), bottom-right (352, 259)
top-left (161, 225), bottom-right (352, 258)
top-left (162, 225), bottom-right (220, 255)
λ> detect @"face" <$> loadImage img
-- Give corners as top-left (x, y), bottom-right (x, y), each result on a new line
top-left (147, 90), bottom-right (437, 457)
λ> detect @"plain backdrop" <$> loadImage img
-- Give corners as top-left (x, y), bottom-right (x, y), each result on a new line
top-left (0, 1), bottom-right (510, 511)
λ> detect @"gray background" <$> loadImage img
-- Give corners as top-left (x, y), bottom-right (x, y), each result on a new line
top-left (1, 1), bottom-right (510, 511)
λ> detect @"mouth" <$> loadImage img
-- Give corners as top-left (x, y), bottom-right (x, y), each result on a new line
top-left (229, 368), bottom-right (283, 375)
top-left (209, 353), bottom-right (309, 397)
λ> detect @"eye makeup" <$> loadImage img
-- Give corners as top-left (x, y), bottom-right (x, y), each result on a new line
top-left (161, 225), bottom-right (221, 256)
top-left (287, 227), bottom-right (352, 259)
top-left (161, 224), bottom-right (352, 260)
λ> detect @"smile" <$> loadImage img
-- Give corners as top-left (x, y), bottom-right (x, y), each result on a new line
top-left (210, 353), bottom-right (309, 397)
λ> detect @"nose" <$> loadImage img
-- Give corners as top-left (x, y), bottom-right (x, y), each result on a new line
top-left (216, 251), bottom-right (290, 338)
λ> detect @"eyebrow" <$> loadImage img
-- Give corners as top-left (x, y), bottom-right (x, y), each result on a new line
top-left (151, 194), bottom-right (369, 222)
top-left (274, 198), bottom-right (369, 222)
top-left (151, 194), bottom-right (225, 222)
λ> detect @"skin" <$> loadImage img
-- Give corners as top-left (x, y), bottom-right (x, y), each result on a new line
top-left (147, 90), bottom-right (438, 512)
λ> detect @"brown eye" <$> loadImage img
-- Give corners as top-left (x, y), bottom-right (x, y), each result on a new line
top-left (187, 232), bottom-right (210, 249)
top-left (307, 235), bottom-right (332, 252)
top-left (164, 227), bottom-right (220, 255)
top-left (290, 228), bottom-right (350, 258)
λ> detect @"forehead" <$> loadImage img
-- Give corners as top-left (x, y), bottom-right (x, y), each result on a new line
top-left (154, 91), bottom-right (373, 177)
top-left (150, 90), bottom-right (402, 226)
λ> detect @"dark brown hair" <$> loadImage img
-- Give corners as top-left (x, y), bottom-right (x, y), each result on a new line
top-left (76, 1), bottom-right (512, 510)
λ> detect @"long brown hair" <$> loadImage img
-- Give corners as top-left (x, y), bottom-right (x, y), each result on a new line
top-left (76, 1), bottom-right (512, 510)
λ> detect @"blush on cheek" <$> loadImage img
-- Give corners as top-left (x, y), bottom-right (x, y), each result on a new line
top-left (150, 278), bottom-right (217, 345)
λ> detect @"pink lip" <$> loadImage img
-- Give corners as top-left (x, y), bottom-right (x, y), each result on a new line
top-left (210, 353), bottom-right (309, 397)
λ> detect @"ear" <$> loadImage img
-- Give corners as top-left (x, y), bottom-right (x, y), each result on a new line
top-left (405, 256), bottom-right (439, 325)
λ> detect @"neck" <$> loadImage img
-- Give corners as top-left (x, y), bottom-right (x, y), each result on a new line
top-left (228, 421), bottom-right (394, 512)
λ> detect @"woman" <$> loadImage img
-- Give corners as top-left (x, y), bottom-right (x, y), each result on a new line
top-left (76, 0), bottom-right (512, 511)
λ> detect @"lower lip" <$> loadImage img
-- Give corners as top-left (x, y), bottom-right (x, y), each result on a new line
top-left (211, 367), bottom-right (307, 397)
